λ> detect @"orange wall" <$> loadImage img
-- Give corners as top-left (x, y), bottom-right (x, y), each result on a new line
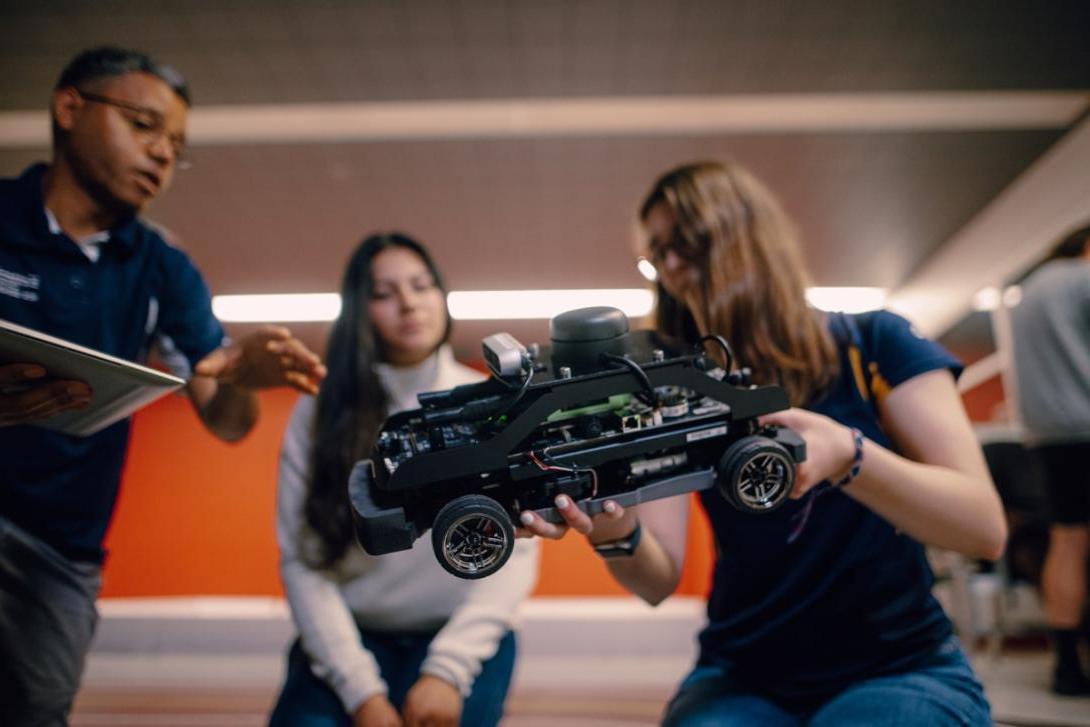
top-left (961, 374), bottom-right (1006, 423)
top-left (101, 390), bottom-right (714, 598)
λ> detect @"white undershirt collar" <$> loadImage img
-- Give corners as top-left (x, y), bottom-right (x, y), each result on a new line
top-left (44, 207), bottom-right (110, 263)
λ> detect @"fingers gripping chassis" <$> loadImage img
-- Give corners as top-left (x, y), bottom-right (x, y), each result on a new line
top-left (348, 354), bottom-right (806, 579)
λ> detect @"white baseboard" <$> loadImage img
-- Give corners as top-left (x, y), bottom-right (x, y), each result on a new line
top-left (91, 595), bottom-right (704, 659)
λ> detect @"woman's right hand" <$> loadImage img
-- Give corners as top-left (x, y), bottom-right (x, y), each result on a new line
top-left (354, 694), bottom-right (403, 727)
top-left (517, 495), bottom-right (636, 545)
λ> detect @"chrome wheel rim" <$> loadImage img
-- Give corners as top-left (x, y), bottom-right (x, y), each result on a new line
top-left (736, 452), bottom-right (791, 509)
top-left (441, 513), bottom-right (509, 575)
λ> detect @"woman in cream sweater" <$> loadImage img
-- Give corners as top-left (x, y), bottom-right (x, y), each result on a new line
top-left (270, 233), bottom-right (538, 727)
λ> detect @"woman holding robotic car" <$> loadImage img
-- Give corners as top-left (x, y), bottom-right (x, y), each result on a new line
top-left (271, 233), bottom-right (538, 727)
top-left (519, 161), bottom-right (1006, 726)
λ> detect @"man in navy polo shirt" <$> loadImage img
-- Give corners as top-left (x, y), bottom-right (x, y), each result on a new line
top-left (0, 47), bottom-right (326, 724)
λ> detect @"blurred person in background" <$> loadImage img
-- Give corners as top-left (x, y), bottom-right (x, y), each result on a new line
top-left (522, 161), bottom-right (1006, 726)
top-left (0, 47), bottom-right (324, 725)
top-left (270, 233), bottom-right (538, 727)
top-left (1010, 224), bottom-right (1090, 696)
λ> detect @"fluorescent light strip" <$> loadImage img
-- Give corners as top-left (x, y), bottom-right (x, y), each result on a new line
top-left (212, 293), bottom-right (341, 322)
top-left (447, 289), bottom-right (655, 320)
top-left (211, 290), bottom-right (655, 322)
top-left (3, 92), bottom-right (1086, 147)
top-left (213, 287), bottom-right (884, 322)
top-left (805, 287), bottom-right (887, 313)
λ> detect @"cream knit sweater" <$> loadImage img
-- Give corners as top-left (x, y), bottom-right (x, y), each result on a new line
top-left (277, 346), bottom-right (539, 712)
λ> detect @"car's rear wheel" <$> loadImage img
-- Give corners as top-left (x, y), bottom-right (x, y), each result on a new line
top-left (717, 436), bottom-right (795, 514)
top-left (431, 494), bottom-right (515, 579)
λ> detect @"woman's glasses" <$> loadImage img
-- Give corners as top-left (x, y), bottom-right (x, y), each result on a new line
top-left (646, 230), bottom-right (705, 267)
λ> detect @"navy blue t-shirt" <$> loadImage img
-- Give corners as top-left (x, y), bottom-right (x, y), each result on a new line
top-left (0, 164), bottom-right (225, 562)
top-left (697, 310), bottom-right (962, 703)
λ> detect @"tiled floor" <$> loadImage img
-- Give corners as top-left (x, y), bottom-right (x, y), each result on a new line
top-left (66, 596), bottom-right (1090, 725)
top-left (975, 650), bottom-right (1090, 726)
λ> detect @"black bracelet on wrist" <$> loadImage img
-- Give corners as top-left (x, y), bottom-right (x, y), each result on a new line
top-left (834, 427), bottom-right (864, 488)
top-left (592, 520), bottom-right (642, 559)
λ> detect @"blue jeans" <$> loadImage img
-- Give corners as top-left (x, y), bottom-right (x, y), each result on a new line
top-left (268, 628), bottom-right (517, 727)
top-left (662, 636), bottom-right (990, 727)
top-left (0, 516), bottom-right (102, 727)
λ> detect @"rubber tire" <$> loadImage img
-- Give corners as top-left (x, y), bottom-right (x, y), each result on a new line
top-left (717, 435), bottom-right (795, 514)
top-left (431, 494), bottom-right (515, 579)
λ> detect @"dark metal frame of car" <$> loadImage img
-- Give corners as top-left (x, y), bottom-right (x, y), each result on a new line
top-left (349, 307), bottom-right (805, 579)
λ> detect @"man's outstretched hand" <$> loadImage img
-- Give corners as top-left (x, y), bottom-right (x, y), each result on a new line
top-left (194, 326), bottom-right (326, 395)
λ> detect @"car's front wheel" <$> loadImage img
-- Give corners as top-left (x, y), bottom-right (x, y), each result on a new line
top-left (431, 494), bottom-right (515, 579)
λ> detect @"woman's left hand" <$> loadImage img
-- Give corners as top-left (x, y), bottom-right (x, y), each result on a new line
top-left (759, 408), bottom-right (859, 499)
top-left (402, 674), bottom-right (462, 727)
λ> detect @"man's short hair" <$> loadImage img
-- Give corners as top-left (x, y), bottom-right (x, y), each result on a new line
top-left (55, 47), bottom-right (191, 106)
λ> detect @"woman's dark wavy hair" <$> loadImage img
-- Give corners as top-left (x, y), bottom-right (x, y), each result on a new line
top-left (303, 232), bottom-right (451, 568)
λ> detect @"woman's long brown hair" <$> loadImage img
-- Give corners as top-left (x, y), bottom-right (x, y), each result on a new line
top-left (640, 161), bottom-right (838, 406)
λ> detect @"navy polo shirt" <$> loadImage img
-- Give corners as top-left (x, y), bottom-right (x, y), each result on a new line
top-left (0, 164), bottom-right (225, 563)
top-left (697, 310), bottom-right (962, 705)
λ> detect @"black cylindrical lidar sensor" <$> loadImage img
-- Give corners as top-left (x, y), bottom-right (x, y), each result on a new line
top-left (550, 306), bottom-right (632, 375)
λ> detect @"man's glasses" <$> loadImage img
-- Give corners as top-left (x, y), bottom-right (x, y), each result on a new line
top-left (76, 90), bottom-right (190, 170)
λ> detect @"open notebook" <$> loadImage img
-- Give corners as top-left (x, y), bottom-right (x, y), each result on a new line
top-left (0, 319), bottom-right (185, 436)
